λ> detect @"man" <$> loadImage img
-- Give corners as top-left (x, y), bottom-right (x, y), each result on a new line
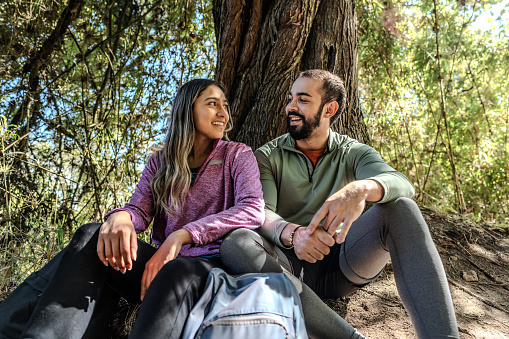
top-left (220, 69), bottom-right (459, 338)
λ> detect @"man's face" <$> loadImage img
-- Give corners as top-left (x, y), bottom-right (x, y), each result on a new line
top-left (286, 77), bottom-right (324, 140)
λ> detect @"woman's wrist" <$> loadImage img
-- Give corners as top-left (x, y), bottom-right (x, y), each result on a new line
top-left (167, 228), bottom-right (193, 246)
top-left (108, 210), bottom-right (131, 221)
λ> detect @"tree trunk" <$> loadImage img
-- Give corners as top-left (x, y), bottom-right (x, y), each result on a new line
top-left (213, 0), bottom-right (368, 149)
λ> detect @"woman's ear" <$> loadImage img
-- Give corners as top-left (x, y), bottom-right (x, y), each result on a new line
top-left (323, 101), bottom-right (339, 119)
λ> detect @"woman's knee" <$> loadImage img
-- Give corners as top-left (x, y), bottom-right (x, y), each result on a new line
top-left (151, 258), bottom-right (213, 298)
top-left (159, 258), bottom-right (208, 277)
top-left (69, 222), bottom-right (102, 251)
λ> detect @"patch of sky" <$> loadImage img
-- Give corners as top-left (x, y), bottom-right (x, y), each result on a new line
top-left (471, 0), bottom-right (509, 32)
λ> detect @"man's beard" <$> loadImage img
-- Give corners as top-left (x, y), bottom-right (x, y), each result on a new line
top-left (287, 108), bottom-right (322, 140)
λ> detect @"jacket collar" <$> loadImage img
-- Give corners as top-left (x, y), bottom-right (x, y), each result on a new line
top-left (206, 138), bottom-right (225, 161)
top-left (192, 138), bottom-right (226, 184)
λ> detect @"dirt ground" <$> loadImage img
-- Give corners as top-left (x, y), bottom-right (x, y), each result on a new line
top-left (324, 206), bottom-right (509, 338)
top-left (3, 206), bottom-right (507, 338)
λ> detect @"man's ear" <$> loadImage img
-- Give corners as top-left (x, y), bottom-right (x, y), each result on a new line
top-left (323, 101), bottom-right (339, 119)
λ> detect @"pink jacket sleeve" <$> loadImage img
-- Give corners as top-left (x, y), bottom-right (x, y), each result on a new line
top-left (104, 154), bottom-right (159, 233)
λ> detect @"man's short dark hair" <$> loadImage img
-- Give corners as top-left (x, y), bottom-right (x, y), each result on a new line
top-left (299, 69), bottom-right (346, 124)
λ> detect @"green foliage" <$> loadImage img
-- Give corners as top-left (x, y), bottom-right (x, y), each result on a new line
top-left (0, 0), bottom-right (215, 293)
top-left (358, 0), bottom-right (509, 225)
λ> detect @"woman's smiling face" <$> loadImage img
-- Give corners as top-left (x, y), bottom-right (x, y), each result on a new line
top-left (193, 85), bottom-right (229, 142)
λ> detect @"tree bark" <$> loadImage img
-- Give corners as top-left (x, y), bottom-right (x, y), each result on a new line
top-left (213, 0), bottom-right (368, 149)
top-left (301, 0), bottom-right (368, 143)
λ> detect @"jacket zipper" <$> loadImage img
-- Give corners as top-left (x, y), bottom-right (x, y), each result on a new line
top-left (303, 152), bottom-right (327, 183)
top-left (198, 314), bottom-right (290, 339)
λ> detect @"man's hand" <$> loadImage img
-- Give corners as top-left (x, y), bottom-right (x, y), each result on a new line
top-left (307, 180), bottom-right (383, 244)
top-left (292, 225), bottom-right (335, 263)
top-left (97, 211), bottom-right (137, 273)
top-left (140, 229), bottom-right (192, 301)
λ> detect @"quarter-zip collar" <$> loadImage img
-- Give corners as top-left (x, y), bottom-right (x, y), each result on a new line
top-left (281, 131), bottom-right (333, 183)
top-left (192, 138), bottom-right (222, 186)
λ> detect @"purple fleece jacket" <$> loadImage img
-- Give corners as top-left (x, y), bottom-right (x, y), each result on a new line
top-left (104, 139), bottom-right (264, 257)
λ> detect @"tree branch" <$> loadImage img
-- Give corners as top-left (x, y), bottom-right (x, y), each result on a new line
top-left (11, 0), bottom-right (84, 128)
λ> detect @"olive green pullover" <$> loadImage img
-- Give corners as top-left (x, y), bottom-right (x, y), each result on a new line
top-left (255, 131), bottom-right (415, 247)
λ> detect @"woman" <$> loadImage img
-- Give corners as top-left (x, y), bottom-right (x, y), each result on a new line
top-left (2, 79), bottom-right (264, 339)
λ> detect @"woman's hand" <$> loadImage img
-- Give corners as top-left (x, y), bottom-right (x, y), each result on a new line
top-left (97, 211), bottom-right (138, 273)
top-left (140, 229), bottom-right (193, 301)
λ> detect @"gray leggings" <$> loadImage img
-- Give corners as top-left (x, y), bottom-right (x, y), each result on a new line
top-left (220, 197), bottom-right (459, 339)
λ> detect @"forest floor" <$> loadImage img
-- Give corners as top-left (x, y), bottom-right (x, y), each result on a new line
top-left (324, 206), bottom-right (509, 338)
top-left (2, 206), bottom-right (507, 338)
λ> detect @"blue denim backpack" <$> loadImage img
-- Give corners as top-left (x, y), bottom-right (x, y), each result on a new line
top-left (183, 268), bottom-right (307, 339)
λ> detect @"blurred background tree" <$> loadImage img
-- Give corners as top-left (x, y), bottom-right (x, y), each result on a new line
top-left (358, 0), bottom-right (509, 219)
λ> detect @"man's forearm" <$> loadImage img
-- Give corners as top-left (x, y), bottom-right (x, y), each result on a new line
top-left (281, 180), bottom-right (382, 246)
top-left (259, 209), bottom-right (290, 247)
top-left (265, 180), bottom-right (383, 248)
top-left (359, 179), bottom-right (384, 202)
top-left (350, 179), bottom-right (384, 203)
